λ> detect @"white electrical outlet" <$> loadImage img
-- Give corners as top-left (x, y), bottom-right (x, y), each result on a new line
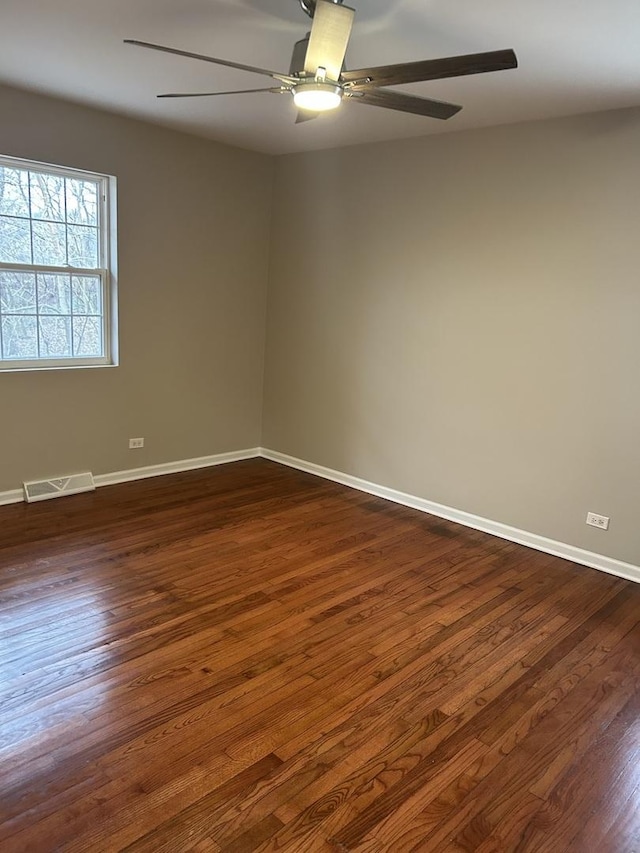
top-left (586, 512), bottom-right (609, 531)
top-left (129, 438), bottom-right (144, 449)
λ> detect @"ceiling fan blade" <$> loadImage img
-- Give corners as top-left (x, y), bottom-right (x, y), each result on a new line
top-left (124, 39), bottom-right (294, 84)
top-left (342, 49), bottom-right (517, 88)
top-left (295, 110), bottom-right (318, 124)
top-left (348, 89), bottom-right (462, 120)
top-left (304, 0), bottom-right (355, 82)
top-left (158, 88), bottom-right (283, 98)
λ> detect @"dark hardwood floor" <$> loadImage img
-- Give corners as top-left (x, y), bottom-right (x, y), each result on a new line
top-left (1, 458), bottom-right (639, 852)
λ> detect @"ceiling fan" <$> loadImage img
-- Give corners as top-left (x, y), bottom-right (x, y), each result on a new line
top-left (125, 0), bottom-right (517, 124)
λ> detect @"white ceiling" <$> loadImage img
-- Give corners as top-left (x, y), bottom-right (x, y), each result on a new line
top-left (1, 0), bottom-right (639, 155)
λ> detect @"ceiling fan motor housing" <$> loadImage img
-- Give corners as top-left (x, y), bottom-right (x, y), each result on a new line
top-left (290, 35), bottom-right (310, 75)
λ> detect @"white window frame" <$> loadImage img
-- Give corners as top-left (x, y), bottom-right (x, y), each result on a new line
top-left (0, 154), bottom-right (117, 371)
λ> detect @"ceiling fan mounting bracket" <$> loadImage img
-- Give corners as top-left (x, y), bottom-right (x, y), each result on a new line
top-left (342, 77), bottom-right (371, 89)
top-left (299, 0), bottom-right (344, 19)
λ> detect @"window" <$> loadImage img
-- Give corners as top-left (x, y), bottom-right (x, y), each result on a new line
top-left (0, 154), bottom-right (116, 370)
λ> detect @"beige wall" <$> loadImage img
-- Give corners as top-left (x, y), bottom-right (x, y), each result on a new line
top-left (1, 83), bottom-right (638, 567)
top-left (263, 109), bottom-right (640, 566)
top-left (0, 84), bottom-right (273, 492)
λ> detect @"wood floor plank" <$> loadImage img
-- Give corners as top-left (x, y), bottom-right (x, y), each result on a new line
top-left (0, 459), bottom-right (638, 851)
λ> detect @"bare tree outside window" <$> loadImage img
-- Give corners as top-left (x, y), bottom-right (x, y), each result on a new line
top-left (0, 155), bottom-right (115, 369)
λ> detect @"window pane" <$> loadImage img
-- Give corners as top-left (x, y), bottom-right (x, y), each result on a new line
top-left (72, 275), bottom-right (101, 315)
top-left (32, 220), bottom-right (67, 266)
top-left (66, 179), bottom-right (98, 226)
top-left (0, 157), bottom-right (114, 368)
top-left (30, 171), bottom-right (66, 222)
top-left (0, 271), bottom-right (36, 313)
top-left (73, 316), bottom-right (102, 357)
top-left (0, 167), bottom-right (30, 217)
top-left (0, 215), bottom-right (32, 263)
top-left (38, 273), bottom-right (71, 315)
top-left (1, 315), bottom-right (38, 359)
top-left (67, 224), bottom-right (98, 268)
top-left (39, 316), bottom-right (72, 358)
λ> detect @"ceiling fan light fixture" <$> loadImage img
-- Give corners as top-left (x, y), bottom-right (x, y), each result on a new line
top-left (293, 82), bottom-right (342, 112)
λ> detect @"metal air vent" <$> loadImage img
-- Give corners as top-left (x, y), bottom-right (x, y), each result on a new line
top-left (23, 472), bottom-right (95, 503)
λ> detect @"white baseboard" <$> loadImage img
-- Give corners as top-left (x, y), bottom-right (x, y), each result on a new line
top-left (0, 448), bottom-right (261, 507)
top-left (260, 448), bottom-right (640, 586)
top-left (3, 444), bottom-right (637, 586)
top-left (95, 448), bottom-right (261, 488)
top-left (0, 488), bottom-right (24, 507)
